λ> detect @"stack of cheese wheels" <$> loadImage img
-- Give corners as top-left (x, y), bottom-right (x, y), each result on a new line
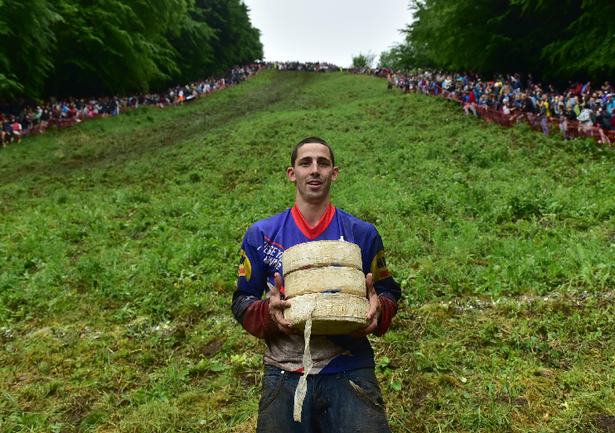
top-left (283, 240), bottom-right (369, 335)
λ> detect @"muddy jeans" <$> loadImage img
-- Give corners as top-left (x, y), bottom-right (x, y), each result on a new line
top-left (257, 365), bottom-right (391, 433)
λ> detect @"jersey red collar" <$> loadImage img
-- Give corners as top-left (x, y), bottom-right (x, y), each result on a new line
top-left (291, 203), bottom-right (336, 240)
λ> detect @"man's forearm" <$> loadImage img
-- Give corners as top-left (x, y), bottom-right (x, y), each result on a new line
top-left (233, 296), bottom-right (280, 339)
top-left (374, 296), bottom-right (397, 336)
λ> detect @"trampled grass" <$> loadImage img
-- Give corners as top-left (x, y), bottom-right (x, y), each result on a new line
top-left (1, 70), bottom-right (614, 432)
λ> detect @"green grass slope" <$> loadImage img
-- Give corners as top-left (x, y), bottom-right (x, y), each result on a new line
top-left (1, 70), bottom-right (614, 432)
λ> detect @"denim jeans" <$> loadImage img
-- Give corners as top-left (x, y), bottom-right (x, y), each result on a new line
top-left (257, 365), bottom-right (391, 433)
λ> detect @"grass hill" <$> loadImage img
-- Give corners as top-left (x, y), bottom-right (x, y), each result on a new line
top-left (1, 70), bottom-right (614, 432)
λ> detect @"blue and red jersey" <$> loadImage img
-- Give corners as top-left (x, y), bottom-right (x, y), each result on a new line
top-left (232, 203), bottom-right (401, 374)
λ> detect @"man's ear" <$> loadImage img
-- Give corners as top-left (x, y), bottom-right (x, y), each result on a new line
top-left (287, 167), bottom-right (296, 182)
top-left (332, 166), bottom-right (339, 182)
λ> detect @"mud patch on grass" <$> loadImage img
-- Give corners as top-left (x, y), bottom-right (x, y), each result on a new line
top-left (241, 371), bottom-right (260, 389)
top-left (592, 415), bottom-right (615, 433)
top-left (199, 340), bottom-right (224, 358)
top-left (412, 388), bottom-right (428, 411)
top-left (497, 396), bottom-right (529, 407)
top-left (69, 396), bottom-right (91, 424)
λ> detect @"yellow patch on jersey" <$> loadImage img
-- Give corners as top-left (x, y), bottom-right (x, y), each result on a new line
top-left (238, 249), bottom-right (252, 281)
top-left (371, 250), bottom-right (391, 283)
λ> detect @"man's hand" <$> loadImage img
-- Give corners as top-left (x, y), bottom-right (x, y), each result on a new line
top-left (268, 273), bottom-right (301, 335)
top-left (350, 273), bottom-right (382, 338)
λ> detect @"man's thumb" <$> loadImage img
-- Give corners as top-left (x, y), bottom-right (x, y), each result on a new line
top-left (365, 273), bottom-right (375, 295)
top-left (273, 272), bottom-right (283, 294)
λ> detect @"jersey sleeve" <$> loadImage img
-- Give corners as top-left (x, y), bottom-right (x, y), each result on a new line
top-left (231, 229), bottom-right (280, 339)
top-left (363, 230), bottom-right (402, 336)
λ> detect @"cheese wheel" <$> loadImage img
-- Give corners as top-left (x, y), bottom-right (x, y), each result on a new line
top-left (284, 293), bottom-right (370, 335)
top-left (284, 266), bottom-right (366, 298)
top-left (283, 240), bottom-right (362, 276)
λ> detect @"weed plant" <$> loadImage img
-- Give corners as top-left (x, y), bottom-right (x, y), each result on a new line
top-left (1, 70), bottom-right (614, 432)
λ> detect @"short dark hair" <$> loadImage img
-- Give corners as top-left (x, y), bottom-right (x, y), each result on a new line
top-left (291, 137), bottom-right (335, 167)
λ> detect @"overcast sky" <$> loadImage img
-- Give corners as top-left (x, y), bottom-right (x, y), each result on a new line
top-left (242, 0), bottom-right (413, 68)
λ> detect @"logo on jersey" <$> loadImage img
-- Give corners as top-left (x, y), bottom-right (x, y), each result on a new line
top-left (262, 236), bottom-right (284, 270)
top-left (371, 250), bottom-right (391, 283)
top-left (239, 249), bottom-right (252, 281)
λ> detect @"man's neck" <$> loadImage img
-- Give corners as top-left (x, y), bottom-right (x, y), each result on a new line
top-left (295, 199), bottom-right (330, 228)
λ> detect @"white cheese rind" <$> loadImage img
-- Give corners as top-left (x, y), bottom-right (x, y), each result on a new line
top-left (284, 293), bottom-right (370, 335)
top-left (283, 241), bottom-right (362, 275)
top-left (284, 266), bottom-right (366, 298)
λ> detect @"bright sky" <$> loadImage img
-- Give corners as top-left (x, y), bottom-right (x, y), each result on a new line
top-left (242, 0), bottom-right (412, 68)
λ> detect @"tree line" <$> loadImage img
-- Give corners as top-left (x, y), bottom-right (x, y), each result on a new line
top-left (379, 0), bottom-right (614, 85)
top-left (0, 0), bottom-right (263, 101)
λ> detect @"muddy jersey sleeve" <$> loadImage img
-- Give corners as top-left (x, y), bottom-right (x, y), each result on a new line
top-left (363, 229), bottom-right (402, 336)
top-left (231, 229), bottom-right (280, 339)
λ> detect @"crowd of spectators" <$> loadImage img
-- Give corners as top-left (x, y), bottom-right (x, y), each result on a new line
top-left (1, 61), bottom-right (348, 147)
top-left (4, 61), bottom-right (613, 147)
top-left (0, 64), bottom-right (259, 147)
top-left (264, 61), bottom-right (339, 72)
top-left (353, 67), bottom-right (615, 143)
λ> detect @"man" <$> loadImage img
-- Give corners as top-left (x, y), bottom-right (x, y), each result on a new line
top-left (565, 104), bottom-right (577, 122)
top-left (573, 95), bottom-right (582, 116)
top-left (2, 118), bottom-right (14, 146)
top-left (11, 117), bottom-right (22, 143)
top-left (232, 137), bottom-right (401, 432)
top-left (606, 94), bottom-right (615, 114)
top-left (596, 108), bottom-right (612, 130)
top-left (521, 93), bottom-right (535, 114)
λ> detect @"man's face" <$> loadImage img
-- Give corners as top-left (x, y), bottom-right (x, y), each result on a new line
top-left (287, 142), bottom-right (339, 205)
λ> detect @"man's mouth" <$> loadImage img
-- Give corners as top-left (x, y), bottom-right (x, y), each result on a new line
top-left (307, 179), bottom-right (323, 187)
